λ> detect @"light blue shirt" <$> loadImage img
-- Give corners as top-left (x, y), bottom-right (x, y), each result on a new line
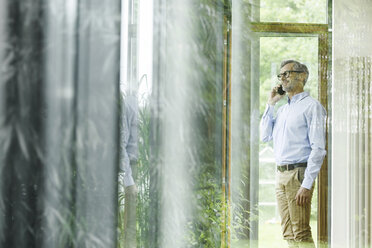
top-left (260, 92), bottom-right (327, 189)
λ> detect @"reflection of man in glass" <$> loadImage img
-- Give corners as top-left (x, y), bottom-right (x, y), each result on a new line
top-left (120, 95), bottom-right (138, 248)
top-left (260, 60), bottom-right (326, 247)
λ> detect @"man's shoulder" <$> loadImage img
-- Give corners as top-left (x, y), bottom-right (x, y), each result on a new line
top-left (303, 95), bottom-right (326, 114)
top-left (301, 93), bottom-right (319, 104)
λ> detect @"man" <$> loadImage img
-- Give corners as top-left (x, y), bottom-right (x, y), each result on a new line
top-left (120, 95), bottom-right (138, 248)
top-left (260, 60), bottom-right (326, 247)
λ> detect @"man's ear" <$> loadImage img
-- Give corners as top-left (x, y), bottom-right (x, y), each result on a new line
top-left (296, 73), bottom-right (306, 86)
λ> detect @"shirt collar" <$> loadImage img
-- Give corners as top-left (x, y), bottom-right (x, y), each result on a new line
top-left (287, 91), bottom-right (309, 104)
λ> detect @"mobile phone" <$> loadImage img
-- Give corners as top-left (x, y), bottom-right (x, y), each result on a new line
top-left (277, 85), bottom-right (286, 95)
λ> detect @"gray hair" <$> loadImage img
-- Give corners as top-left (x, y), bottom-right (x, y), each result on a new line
top-left (280, 60), bottom-right (309, 85)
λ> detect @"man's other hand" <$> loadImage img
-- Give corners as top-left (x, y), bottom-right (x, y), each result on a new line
top-left (295, 187), bottom-right (311, 206)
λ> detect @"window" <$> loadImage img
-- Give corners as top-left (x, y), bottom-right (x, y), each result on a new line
top-left (230, 1), bottom-right (330, 247)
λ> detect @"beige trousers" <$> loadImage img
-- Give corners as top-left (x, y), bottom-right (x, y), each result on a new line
top-left (275, 167), bottom-right (315, 248)
top-left (124, 185), bottom-right (137, 248)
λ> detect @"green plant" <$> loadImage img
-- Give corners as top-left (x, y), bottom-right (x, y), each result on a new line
top-left (186, 164), bottom-right (223, 248)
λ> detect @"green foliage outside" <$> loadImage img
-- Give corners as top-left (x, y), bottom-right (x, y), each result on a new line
top-left (260, 0), bottom-right (327, 23)
top-left (135, 102), bottom-right (151, 248)
top-left (186, 164), bottom-right (223, 248)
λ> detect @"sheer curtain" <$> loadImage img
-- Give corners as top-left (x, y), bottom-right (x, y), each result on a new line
top-left (333, 1), bottom-right (372, 246)
top-left (347, 57), bottom-right (371, 247)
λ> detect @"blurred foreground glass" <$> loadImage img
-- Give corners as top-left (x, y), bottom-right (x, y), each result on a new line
top-left (120, 0), bottom-right (228, 247)
top-left (0, 1), bottom-right (120, 247)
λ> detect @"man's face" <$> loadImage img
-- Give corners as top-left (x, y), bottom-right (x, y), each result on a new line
top-left (279, 63), bottom-right (304, 93)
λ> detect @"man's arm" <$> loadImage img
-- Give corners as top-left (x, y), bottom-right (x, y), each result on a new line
top-left (260, 105), bottom-right (275, 142)
top-left (296, 102), bottom-right (326, 206)
top-left (301, 102), bottom-right (327, 190)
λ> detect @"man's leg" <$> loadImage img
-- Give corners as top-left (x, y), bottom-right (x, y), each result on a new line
top-left (286, 168), bottom-right (315, 248)
top-left (276, 171), bottom-right (296, 245)
top-left (124, 184), bottom-right (137, 248)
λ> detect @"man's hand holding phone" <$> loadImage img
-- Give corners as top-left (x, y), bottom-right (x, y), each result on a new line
top-left (268, 84), bottom-right (286, 106)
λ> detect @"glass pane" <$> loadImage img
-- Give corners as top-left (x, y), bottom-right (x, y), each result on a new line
top-left (259, 36), bottom-right (319, 247)
top-left (260, 0), bottom-right (327, 24)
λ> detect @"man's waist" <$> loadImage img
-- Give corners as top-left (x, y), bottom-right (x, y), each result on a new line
top-left (277, 162), bottom-right (307, 172)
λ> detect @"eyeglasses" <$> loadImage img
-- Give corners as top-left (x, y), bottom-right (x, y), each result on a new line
top-left (277, 70), bottom-right (304, 80)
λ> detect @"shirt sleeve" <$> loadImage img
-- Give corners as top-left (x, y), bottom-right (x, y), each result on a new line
top-left (260, 104), bottom-right (275, 142)
top-left (302, 102), bottom-right (327, 189)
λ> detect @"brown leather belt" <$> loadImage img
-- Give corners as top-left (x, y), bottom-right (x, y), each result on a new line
top-left (277, 163), bottom-right (307, 172)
